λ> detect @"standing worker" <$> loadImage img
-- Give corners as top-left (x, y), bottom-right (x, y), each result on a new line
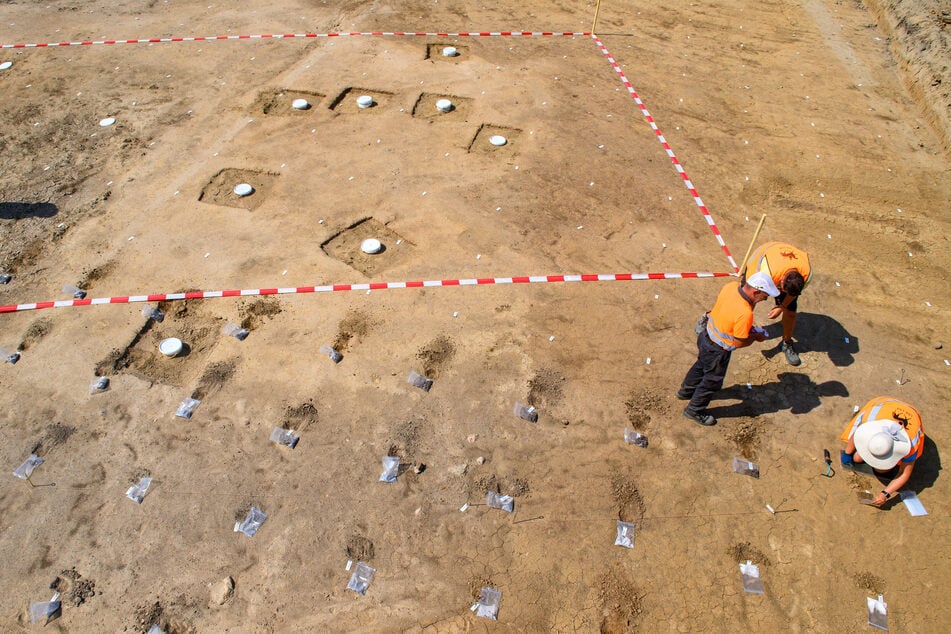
top-left (745, 241), bottom-right (811, 366)
top-left (677, 272), bottom-right (779, 426)
top-left (840, 396), bottom-right (925, 507)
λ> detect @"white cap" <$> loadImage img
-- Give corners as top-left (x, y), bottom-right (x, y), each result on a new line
top-left (746, 271), bottom-right (780, 297)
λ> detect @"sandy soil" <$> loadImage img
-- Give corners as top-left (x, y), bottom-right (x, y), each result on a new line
top-left (0, 1), bottom-right (949, 632)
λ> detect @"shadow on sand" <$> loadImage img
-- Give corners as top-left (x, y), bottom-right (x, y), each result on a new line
top-left (707, 372), bottom-right (850, 420)
top-left (0, 201), bottom-right (58, 220)
top-left (761, 312), bottom-right (858, 367)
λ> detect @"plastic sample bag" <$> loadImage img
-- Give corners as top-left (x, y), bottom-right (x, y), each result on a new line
top-left (732, 457), bottom-right (760, 479)
top-left (29, 593), bottom-right (61, 625)
top-left (222, 322), bottom-right (249, 341)
top-left (407, 370), bottom-right (433, 392)
top-left (513, 401), bottom-right (538, 423)
top-left (126, 477), bottom-right (153, 504)
top-left (380, 456), bottom-right (400, 483)
top-left (89, 376), bottom-right (110, 394)
top-left (615, 521), bottom-right (635, 549)
top-left (319, 344), bottom-right (343, 364)
top-left (62, 283), bottom-right (86, 299)
top-left (473, 587), bottom-right (501, 620)
top-left (623, 428), bottom-right (648, 448)
top-left (141, 305), bottom-right (165, 322)
top-left (739, 561), bottom-right (764, 594)
top-left (234, 507), bottom-right (267, 537)
top-left (13, 454), bottom-right (43, 480)
top-left (1, 346), bottom-right (20, 364)
top-left (486, 492), bottom-right (514, 513)
top-left (269, 427), bottom-right (300, 449)
top-left (346, 562), bottom-right (376, 595)
top-left (175, 397), bottom-right (201, 419)
top-left (899, 490), bottom-right (927, 516)
top-left (867, 594), bottom-right (888, 631)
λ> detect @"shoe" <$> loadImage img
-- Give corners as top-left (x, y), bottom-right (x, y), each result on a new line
top-left (781, 340), bottom-right (802, 366)
top-left (676, 387), bottom-right (694, 400)
top-left (683, 407), bottom-right (716, 426)
top-left (840, 450), bottom-right (855, 468)
top-left (694, 312), bottom-right (709, 335)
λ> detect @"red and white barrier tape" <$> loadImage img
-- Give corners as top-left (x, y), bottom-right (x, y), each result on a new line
top-left (591, 36), bottom-right (738, 272)
top-left (0, 272), bottom-right (732, 314)
top-left (0, 30), bottom-right (588, 49)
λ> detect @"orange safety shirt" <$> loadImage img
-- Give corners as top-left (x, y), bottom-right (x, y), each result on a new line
top-left (706, 282), bottom-right (754, 351)
top-left (840, 396), bottom-right (925, 464)
top-left (747, 242), bottom-right (812, 289)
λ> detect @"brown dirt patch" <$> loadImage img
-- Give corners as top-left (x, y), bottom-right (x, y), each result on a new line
top-left (239, 297), bottom-right (282, 330)
top-left (853, 571), bottom-right (886, 594)
top-left (345, 535), bottom-right (375, 562)
top-left (415, 335), bottom-right (455, 379)
top-left (51, 568), bottom-right (96, 607)
top-left (527, 367), bottom-right (566, 409)
top-left (611, 472), bottom-right (646, 523)
top-left (284, 401), bottom-right (319, 432)
top-left (332, 310), bottom-right (371, 351)
top-left (597, 565), bottom-right (644, 634)
top-left (727, 542), bottom-right (772, 568)
top-left (724, 418), bottom-right (762, 460)
top-left (18, 317), bottom-right (52, 351)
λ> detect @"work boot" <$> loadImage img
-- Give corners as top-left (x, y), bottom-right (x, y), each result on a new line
top-left (683, 407), bottom-right (716, 426)
top-left (694, 312), bottom-right (709, 335)
top-left (781, 340), bottom-right (801, 366)
top-left (676, 386), bottom-right (694, 400)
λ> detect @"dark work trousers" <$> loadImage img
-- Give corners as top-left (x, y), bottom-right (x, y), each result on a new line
top-left (681, 330), bottom-right (732, 413)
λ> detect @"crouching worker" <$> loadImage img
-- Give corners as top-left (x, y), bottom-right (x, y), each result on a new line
top-left (840, 396), bottom-right (924, 507)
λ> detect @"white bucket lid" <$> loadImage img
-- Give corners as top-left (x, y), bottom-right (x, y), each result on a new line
top-left (356, 95), bottom-right (374, 108)
top-left (361, 238), bottom-right (382, 254)
top-left (0, 62), bottom-right (12, 71)
top-left (442, 46), bottom-right (458, 57)
top-left (159, 337), bottom-right (183, 357)
top-left (234, 183), bottom-right (254, 196)
top-left (292, 98), bottom-right (310, 109)
top-left (99, 117), bottom-right (116, 127)
top-left (435, 99), bottom-right (453, 112)
top-left (489, 135), bottom-right (507, 146)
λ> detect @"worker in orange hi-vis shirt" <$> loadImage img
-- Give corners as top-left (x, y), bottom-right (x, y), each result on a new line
top-left (677, 272), bottom-right (778, 427)
top-left (839, 396), bottom-right (925, 507)
top-left (744, 242), bottom-right (812, 367)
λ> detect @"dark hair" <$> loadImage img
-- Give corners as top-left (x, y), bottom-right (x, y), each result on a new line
top-left (783, 271), bottom-right (805, 296)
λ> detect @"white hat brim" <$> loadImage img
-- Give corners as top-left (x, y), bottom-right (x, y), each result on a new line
top-left (853, 420), bottom-right (911, 470)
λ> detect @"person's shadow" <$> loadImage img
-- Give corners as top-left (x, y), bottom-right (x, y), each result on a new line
top-left (904, 436), bottom-right (941, 496)
top-left (706, 372), bottom-right (850, 419)
top-left (859, 436), bottom-right (941, 511)
top-left (0, 201), bottom-right (58, 220)
top-left (761, 312), bottom-right (858, 366)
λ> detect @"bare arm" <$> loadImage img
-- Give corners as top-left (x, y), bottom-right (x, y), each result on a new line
top-left (873, 462), bottom-right (915, 507)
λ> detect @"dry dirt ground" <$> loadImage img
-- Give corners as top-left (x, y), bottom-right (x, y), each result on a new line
top-left (0, 1), bottom-right (949, 633)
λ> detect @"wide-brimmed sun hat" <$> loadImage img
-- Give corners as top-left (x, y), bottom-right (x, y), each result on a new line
top-left (746, 271), bottom-right (780, 297)
top-left (853, 420), bottom-right (911, 470)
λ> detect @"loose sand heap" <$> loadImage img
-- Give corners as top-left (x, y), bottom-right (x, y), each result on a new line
top-left (0, 1), bottom-right (948, 632)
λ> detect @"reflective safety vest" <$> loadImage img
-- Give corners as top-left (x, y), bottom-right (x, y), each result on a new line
top-left (840, 396), bottom-right (925, 464)
top-left (706, 282), bottom-right (754, 351)
top-left (747, 242), bottom-right (812, 289)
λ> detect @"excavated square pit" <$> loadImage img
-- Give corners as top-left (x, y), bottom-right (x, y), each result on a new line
top-left (255, 89), bottom-right (325, 115)
top-left (411, 92), bottom-right (473, 121)
top-left (329, 87), bottom-right (396, 114)
top-left (468, 123), bottom-right (522, 154)
top-left (198, 168), bottom-right (279, 211)
top-left (321, 217), bottom-right (413, 277)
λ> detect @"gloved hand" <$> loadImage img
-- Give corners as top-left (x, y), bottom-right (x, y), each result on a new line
top-left (840, 450), bottom-right (854, 467)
